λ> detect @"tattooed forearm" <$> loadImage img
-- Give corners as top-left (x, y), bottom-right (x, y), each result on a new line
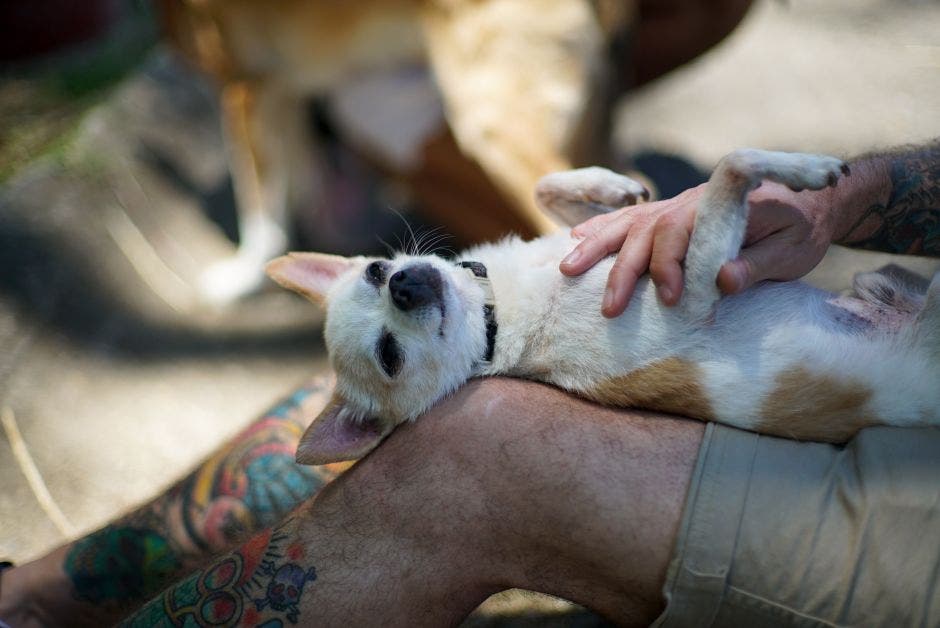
top-left (64, 379), bottom-right (335, 611)
top-left (64, 509), bottom-right (182, 607)
top-left (120, 517), bottom-right (317, 627)
top-left (838, 142), bottom-right (940, 256)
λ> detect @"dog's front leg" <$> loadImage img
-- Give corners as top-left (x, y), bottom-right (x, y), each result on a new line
top-left (200, 81), bottom-right (308, 304)
top-left (681, 149), bottom-right (848, 320)
top-left (534, 166), bottom-right (649, 227)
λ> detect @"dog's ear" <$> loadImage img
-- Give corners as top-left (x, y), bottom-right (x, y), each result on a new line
top-left (295, 395), bottom-right (393, 465)
top-left (266, 252), bottom-right (357, 305)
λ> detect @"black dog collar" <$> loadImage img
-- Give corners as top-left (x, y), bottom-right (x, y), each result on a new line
top-left (457, 261), bottom-right (497, 364)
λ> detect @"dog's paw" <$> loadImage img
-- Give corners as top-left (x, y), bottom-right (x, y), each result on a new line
top-left (720, 149), bottom-right (850, 192)
top-left (535, 167), bottom-right (649, 227)
top-left (765, 153), bottom-right (849, 192)
top-left (199, 217), bottom-right (288, 305)
top-left (199, 254), bottom-right (268, 305)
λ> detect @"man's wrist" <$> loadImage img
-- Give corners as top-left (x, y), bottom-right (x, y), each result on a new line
top-left (826, 157), bottom-right (892, 246)
top-left (828, 141), bottom-right (940, 256)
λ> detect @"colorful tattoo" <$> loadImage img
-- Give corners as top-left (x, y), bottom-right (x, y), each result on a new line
top-left (121, 518), bottom-right (317, 627)
top-left (65, 380), bottom-right (336, 609)
top-left (64, 522), bottom-right (181, 606)
top-left (175, 388), bottom-right (326, 552)
top-left (841, 143), bottom-right (940, 256)
top-left (253, 560), bottom-right (317, 622)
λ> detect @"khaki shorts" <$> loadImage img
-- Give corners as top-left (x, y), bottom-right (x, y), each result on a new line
top-left (653, 423), bottom-right (940, 628)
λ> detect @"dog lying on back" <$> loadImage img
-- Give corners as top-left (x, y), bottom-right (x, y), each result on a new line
top-left (267, 149), bottom-right (940, 464)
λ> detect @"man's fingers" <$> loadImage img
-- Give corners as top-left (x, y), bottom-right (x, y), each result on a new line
top-left (561, 214), bottom-right (633, 276)
top-left (648, 214), bottom-right (692, 306)
top-left (570, 207), bottom-right (628, 239)
top-left (602, 225), bottom-right (655, 318)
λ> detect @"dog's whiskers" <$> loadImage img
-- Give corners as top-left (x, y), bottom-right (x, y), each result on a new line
top-left (378, 207), bottom-right (455, 258)
top-left (376, 235), bottom-right (398, 257)
top-left (388, 207), bottom-right (419, 256)
top-left (409, 226), bottom-right (439, 256)
top-left (415, 229), bottom-right (453, 257)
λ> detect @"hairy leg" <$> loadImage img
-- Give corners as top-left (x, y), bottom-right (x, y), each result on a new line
top-left (125, 378), bottom-right (704, 627)
top-left (0, 377), bottom-right (337, 628)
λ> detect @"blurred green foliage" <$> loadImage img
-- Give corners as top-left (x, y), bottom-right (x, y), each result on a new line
top-left (0, 0), bottom-right (158, 182)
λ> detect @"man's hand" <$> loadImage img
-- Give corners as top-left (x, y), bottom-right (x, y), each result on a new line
top-left (559, 181), bottom-right (838, 318)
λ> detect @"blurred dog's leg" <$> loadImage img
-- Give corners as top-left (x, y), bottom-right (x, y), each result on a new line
top-left (200, 81), bottom-right (305, 304)
top-left (420, 0), bottom-right (613, 237)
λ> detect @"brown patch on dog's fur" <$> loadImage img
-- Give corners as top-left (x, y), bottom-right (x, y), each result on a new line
top-left (759, 368), bottom-right (877, 442)
top-left (584, 357), bottom-right (715, 420)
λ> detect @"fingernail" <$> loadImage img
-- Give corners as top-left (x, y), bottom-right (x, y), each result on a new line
top-left (658, 285), bottom-right (672, 303)
top-left (561, 250), bottom-right (582, 267)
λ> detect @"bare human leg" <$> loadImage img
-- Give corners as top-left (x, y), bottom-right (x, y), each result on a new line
top-left (124, 378), bottom-right (704, 627)
top-left (0, 378), bottom-right (337, 628)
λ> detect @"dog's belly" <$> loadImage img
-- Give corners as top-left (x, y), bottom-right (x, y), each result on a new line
top-left (699, 287), bottom-right (936, 440)
top-left (479, 234), bottom-right (938, 441)
top-left (556, 278), bottom-right (938, 441)
top-left (822, 295), bottom-right (917, 335)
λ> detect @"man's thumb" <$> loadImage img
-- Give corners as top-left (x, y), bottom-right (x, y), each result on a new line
top-left (717, 239), bottom-right (780, 295)
top-left (717, 258), bottom-right (751, 294)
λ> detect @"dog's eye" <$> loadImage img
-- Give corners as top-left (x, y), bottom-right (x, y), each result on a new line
top-left (377, 331), bottom-right (402, 377)
top-left (365, 261), bottom-right (389, 286)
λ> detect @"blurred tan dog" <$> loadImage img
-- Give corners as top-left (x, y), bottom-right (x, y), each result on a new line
top-left (159, 0), bottom-right (633, 303)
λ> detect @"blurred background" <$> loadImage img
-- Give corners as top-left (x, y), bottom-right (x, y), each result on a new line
top-left (1, 0), bottom-right (939, 624)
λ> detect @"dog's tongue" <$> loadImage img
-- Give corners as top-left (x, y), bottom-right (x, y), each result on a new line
top-left (295, 409), bottom-right (390, 465)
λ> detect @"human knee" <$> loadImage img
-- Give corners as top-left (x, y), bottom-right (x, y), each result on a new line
top-left (307, 382), bottom-right (511, 530)
top-left (403, 378), bottom-right (561, 479)
top-left (307, 379), bottom-right (549, 541)
top-left (364, 379), bottom-right (538, 491)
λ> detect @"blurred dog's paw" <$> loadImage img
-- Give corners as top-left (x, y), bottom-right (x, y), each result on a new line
top-left (199, 254), bottom-right (268, 305)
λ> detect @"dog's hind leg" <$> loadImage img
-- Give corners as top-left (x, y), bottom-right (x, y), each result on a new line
top-left (681, 149), bottom-right (848, 320)
top-left (200, 81), bottom-right (306, 304)
top-left (420, 0), bottom-right (614, 237)
top-left (853, 265), bottom-right (928, 314)
top-left (534, 167), bottom-right (649, 227)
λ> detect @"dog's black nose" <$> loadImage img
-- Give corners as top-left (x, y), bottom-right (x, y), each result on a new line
top-left (389, 264), bottom-right (442, 311)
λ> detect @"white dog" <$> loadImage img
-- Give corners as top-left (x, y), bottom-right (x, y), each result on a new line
top-left (267, 149), bottom-right (940, 465)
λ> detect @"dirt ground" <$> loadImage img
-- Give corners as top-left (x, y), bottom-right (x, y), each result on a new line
top-left (1, 0), bottom-right (938, 625)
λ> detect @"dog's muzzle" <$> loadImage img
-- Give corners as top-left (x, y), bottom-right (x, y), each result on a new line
top-left (389, 264), bottom-right (443, 312)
